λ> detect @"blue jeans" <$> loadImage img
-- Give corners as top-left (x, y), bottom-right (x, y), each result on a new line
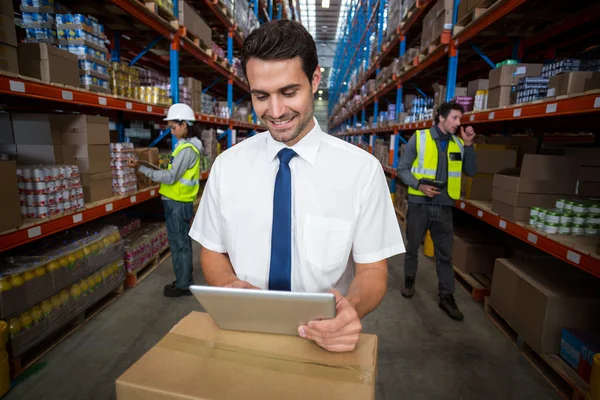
top-left (163, 199), bottom-right (194, 289)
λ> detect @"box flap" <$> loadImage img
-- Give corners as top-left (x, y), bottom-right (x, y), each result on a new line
top-left (116, 312), bottom-right (377, 400)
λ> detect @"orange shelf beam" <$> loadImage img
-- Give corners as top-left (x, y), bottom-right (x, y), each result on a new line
top-left (110, 0), bottom-right (178, 40)
top-left (454, 0), bottom-right (527, 45)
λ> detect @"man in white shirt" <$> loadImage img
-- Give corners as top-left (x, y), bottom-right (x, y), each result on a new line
top-left (189, 20), bottom-right (405, 352)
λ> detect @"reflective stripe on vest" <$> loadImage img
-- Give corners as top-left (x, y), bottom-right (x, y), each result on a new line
top-left (158, 142), bottom-right (201, 202)
top-left (407, 129), bottom-right (464, 200)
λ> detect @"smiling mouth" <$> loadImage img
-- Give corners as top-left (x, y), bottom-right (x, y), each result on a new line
top-left (269, 116), bottom-right (295, 127)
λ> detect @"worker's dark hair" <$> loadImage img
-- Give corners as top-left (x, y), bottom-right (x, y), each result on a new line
top-left (241, 20), bottom-right (319, 85)
top-left (435, 101), bottom-right (465, 124)
top-left (174, 120), bottom-right (202, 140)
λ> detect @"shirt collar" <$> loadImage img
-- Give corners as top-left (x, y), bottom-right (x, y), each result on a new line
top-left (266, 117), bottom-right (323, 166)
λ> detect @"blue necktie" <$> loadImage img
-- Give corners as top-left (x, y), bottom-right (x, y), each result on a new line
top-left (269, 148), bottom-right (297, 291)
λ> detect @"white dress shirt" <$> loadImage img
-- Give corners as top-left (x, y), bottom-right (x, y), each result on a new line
top-left (189, 119), bottom-right (405, 294)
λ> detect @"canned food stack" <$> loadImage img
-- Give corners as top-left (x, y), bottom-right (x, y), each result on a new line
top-left (55, 14), bottom-right (110, 92)
top-left (109, 61), bottom-right (141, 100)
top-left (16, 164), bottom-right (84, 220)
top-left (20, 0), bottom-right (58, 44)
top-left (110, 143), bottom-right (138, 196)
top-left (529, 199), bottom-right (600, 236)
top-left (138, 69), bottom-right (171, 106)
top-left (123, 223), bottom-right (168, 274)
top-left (155, 0), bottom-right (175, 15)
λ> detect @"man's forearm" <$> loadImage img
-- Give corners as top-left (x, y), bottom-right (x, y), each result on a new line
top-left (200, 247), bottom-right (238, 286)
top-left (346, 261), bottom-right (388, 319)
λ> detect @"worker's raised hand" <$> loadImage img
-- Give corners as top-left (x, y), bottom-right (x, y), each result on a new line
top-left (224, 279), bottom-right (260, 290)
top-left (460, 126), bottom-right (476, 146)
top-left (127, 158), bottom-right (140, 169)
top-left (418, 184), bottom-right (441, 198)
top-left (298, 289), bottom-right (362, 352)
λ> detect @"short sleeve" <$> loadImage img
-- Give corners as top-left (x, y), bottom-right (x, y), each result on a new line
top-left (352, 161), bottom-right (405, 264)
top-left (189, 157), bottom-right (227, 253)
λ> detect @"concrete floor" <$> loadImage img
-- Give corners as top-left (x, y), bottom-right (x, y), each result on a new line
top-left (6, 242), bottom-right (559, 400)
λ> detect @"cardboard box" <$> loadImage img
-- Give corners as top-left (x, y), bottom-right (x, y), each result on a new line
top-left (491, 199), bottom-right (530, 221)
top-left (57, 115), bottom-right (110, 145)
top-left (178, 1), bottom-right (212, 46)
top-left (81, 172), bottom-right (113, 203)
top-left (474, 144), bottom-right (517, 174)
top-left (0, 43), bottom-right (17, 74)
top-left (560, 329), bottom-right (600, 374)
top-left (463, 174), bottom-right (493, 201)
top-left (584, 73), bottom-right (600, 92)
top-left (547, 74), bottom-right (563, 98)
top-left (63, 145), bottom-right (110, 173)
top-left (0, 14), bottom-right (16, 47)
top-left (18, 43), bottom-right (80, 87)
top-left (512, 267), bottom-right (600, 354)
top-left (578, 181), bottom-right (600, 197)
top-left (0, 113), bottom-right (13, 144)
top-left (492, 187), bottom-right (562, 208)
top-left (487, 86), bottom-right (515, 109)
top-left (488, 64), bottom-right (543, 88)
top-left (116, 312), bottom-right (378, 400)
top-left (485, 135), bottom-right (538, 166)
top-left (467, 79), bottom-right (489, 98)
top-left (578, 167), bottom-right (600, 182)
top-left (0, 161), bottom-right (22, 232)
top-left (561, 72), bottom-right (600, 96)
top-left (489, 258), bottom-right (530, 325)
top-left (11, 113), bottom-right (63, 145)
top-left (0, 0), bottom-right (13, 16)
top-left (16, 144), bottom-right (62, 164)
top-left (453, 231), bottom-right (505, 274)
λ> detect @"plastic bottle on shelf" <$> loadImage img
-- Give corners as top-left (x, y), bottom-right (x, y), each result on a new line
top-left (0, 278), bottom-right (11, 292)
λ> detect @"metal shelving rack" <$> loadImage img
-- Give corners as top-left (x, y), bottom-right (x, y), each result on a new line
top-left (327, 0), bottom-right (600, 276)
top-left (0, 0), bottom-right (296, 249)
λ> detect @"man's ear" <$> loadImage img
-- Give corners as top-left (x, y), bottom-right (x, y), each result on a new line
top-left (311, 66), bottom-right (322, 93)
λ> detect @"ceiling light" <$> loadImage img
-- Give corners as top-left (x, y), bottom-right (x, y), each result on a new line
top-left (318, 90), bottom-right (323, 94)
top-left (320, 67), bottom-right (324, 72)
top-left (318, 97), bottom-right (323, 100)
top-left (322, 0), bottom-right (330, 8)
top-left (343, 82), bottom-right (347, 85)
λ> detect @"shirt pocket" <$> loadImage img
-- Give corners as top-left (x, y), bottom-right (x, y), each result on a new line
top-left (302, 215), bottom-right (352, 269)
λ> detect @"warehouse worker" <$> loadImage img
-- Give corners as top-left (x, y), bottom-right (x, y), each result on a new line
top-left (128, 103), bottom-right (204, 298)
top-left (397, 101), bottom-right (477, 321)
top-left (189, 20), bottom-right (405, 352)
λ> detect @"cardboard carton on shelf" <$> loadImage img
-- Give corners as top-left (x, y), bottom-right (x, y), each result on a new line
top-left (81, 171), bottom-right (113, 203)
top-left (485, 135), bottom-right (538, 167)
top-left (561, 72), bottom-right (600, 96)
top-left (467, 79), bottom-right (489, 98)
top-left (0, 43), bottom-right (18, 74)
top-left (18, 43), bottom-right (80, 87)
top-left (16, 144), bottom-right (62, 164)
top-left (62, 145), bottom-right (111, 174)
top-left (12, 114), bottom-right (63, 146)
top-left (487, 86), bottom-right (515, 109)
top-left (462, 173), bottom-right (494, 201)
top-left (0, 113), bottom-right (13, 144)
top-left (56, 115), bottom-right (110, 145)
top-left (488, 64), bottom-right (543, 88)
top-left (491, 199), bottom-right (530, 221)
top-left (116, 312), bottom-right (378, 400)
top-left (0, 14), bottom-right (17, 47)
top-left (473, 143), bottom-right (518, 174)
top-left (452, 230), bottom-right (505, 274)
top-left (0, 161), bottom-right (22, 233)
top-left (0, 0), bottom-right (13, 16)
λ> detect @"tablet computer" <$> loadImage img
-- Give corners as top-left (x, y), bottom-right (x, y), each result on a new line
top-left (189, 285), bottom-right (337, 336)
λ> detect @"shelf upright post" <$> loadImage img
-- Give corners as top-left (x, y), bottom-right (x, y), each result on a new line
top-left (111, 32), bottom-right (126, 143)
top-left (170, 30), bottom-right (180, 151)
top-left (353, 113), bottom-right (357, 129)
top-left (446, 0), bottom-right (460, 101)
top-left (227, 28), bottom-right (234, 148)
top-left (269, 0), bottom-right (273, 20)
top-left (278, 2), bottom-right (282, 19)
top-left (371, 0), bottom-right (385, 155)
top-left (254, 0), bottom-right (259, 20)
top-left (361, 107), bottom-right (366, 127)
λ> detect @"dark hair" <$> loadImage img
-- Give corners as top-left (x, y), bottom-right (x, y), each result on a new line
top-left (174, 120), bottom-right (202, 140)
top-left (241, 20), bottom-right (319, 84)
top-left (435, 101), bottom-right (465, 124)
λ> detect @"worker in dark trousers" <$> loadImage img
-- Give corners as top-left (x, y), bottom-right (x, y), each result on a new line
top-left (396, 101), bottom-right (477, 321)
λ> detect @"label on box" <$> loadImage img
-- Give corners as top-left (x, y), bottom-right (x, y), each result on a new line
top-left (105, 203), bottom-right (113, 212)
top-left (28, 226), bottom-right (41, 238)
top-left (73, 213), bottom-right (83, 223)
top-left (595, 97), bottom-right (600, 108)
top-left (62, 90), bottom-right (73, 100)
top-left (9, 80), bottom-right (25, 93)
top-left (546, 103), bottom-right (557, 113)
top-left (516, 66), bottom-right (526, 74)
top-left (151, 189), bottom-right (156, 196)
top-left (98, 97), bottom-right (107, 105)
top-left (147, 106), bottom-right (153, 112)
top-left (460, 202), bottom-right (465, 209)
top-left (527, 233), bottom-right (538, 244)
top-left (567, 250), bottom-right (580, 264)
top-left (547, 88), bottom-right (555, 97)
top-left (513, 108), bottom-right (522, 117)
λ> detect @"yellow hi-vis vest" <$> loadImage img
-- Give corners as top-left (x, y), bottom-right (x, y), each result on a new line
top-left (407, 129), bottom-right (464, 200)
top-left (158, 142), bottom-right (200, 202)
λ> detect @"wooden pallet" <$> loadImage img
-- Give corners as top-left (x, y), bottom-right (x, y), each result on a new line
top-left (484, 298), bottom-right (589, 400)
top-left (10, 282), bottom-right (125, 378)
top-left (140, 0), bottom-right (179, 29)
top-left (453, 267), bottom-right (491, 302)
top-left (180, 26), bottom-right (212, 58)
top-left (125, 247), bottom-right (171, 289)
top-left (453, 7), bottom-right (489, 35)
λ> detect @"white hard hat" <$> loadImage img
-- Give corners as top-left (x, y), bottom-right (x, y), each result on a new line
top-left (164, 103), bottom-right (196, 121)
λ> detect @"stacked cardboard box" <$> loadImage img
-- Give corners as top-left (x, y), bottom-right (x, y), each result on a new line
top-left (487, 64), bottom-right (543, 109)
top-left (462, 144), bottom-right (517, 201)
top-left (485, 135), bottom-right (538, 167)
top-left (456, 0), bottom-right (481, 23)
top-left (178, 0), bottom-right (212, 46)
top-left (201, 128), bottom-right (218, 169)
top-left (180, 77), bottom-right (203, 113)
top-left (546, 72), bottom-right (600, 98)
top-left (0, 3), bottom-right (17, 74)
top-left (492, 155), bottom-right (579, 221)
top-left (567, 148), bottom-right (600, 198)
top-left (58, 115), bottom-right (112, 203)
top-left (432, 83), bottom-right (467, 108)
top-left (490, 258), bottom-right (600, 353)
top-left (0, 114), bottom-right (64, 164)
top-left (420, 0), bottom-right (453, 53)
top-left (0, 161), bottom-right (22, 232)
top-left (18, 43), bottom-right (80, 87)
top-left (452, 230), bottom-right (506, 274)
top-left (386, 0), bottom-right (402, 41)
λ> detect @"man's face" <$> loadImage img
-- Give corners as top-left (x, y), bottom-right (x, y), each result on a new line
top-left (246, 57), bottom-right (320, 145)
top-left (439, 109), bottom-right (462, 134)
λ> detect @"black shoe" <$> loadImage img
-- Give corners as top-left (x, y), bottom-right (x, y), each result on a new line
top-left (164, 285), bottom-right (192, 298)
top-left (439, 294), bottom-right (464, 321)
top-left (163, 281), bottom-right (177, 291)
top-left (401, 277), bottom-right (415, 298)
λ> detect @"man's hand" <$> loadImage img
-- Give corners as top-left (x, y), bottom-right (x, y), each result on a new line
top-left (418, 184), bottom-right (441, 198)
top-left (223, 279), bottom-right (260, 290)
top-left (128, 158), bottom-right (140, 169)
top-left (460, 126), bottom-right (476, 146)
top-left (298, 290), bottom-right (362, 352)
